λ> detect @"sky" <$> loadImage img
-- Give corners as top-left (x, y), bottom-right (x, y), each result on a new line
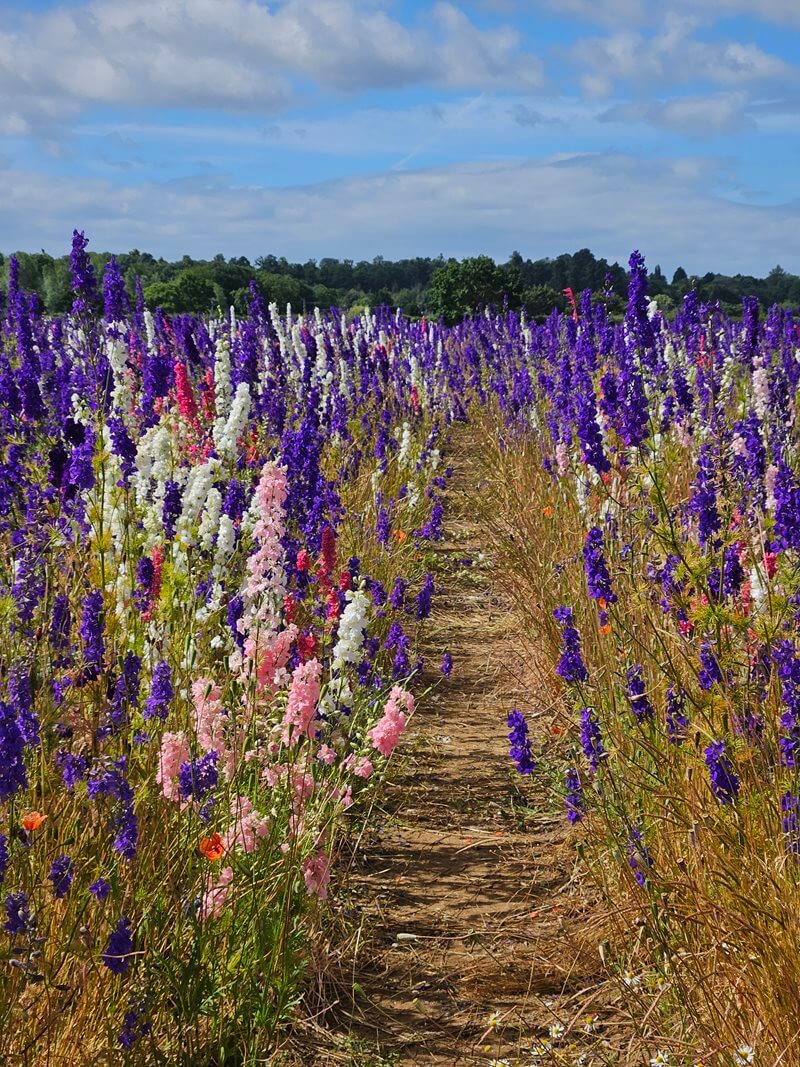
top-left (1, 0), bottom-right (799, 274)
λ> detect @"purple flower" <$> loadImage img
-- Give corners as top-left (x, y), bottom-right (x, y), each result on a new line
top-left (507, 709), bottom-right (535, 775)
top-left (103, 255), bottom-right (129, 322)
top-left (89, 878), bottom-right (112, 901)
top-left (773, 641), bottom-right (800, 767)
top-left (87, 758), bottom-right (138, 859)
top-left (178, 751), bottom-right (219, 801)
top-left (564, 767), bottom-right (584, 823)
top-left (583, 527), bottom-right (616, 605)
top-left (441, 651), bottom-right (453, 677)
top-left (134, 557), bottom-right (154, 614)
top-left (69, 230), bottom-right (99, 315)
top-left (704, 740), bottom-right (739, 805)
top-left (102, 917), bottom-right (135, 974)
top-left (415, 573), bottom-right (434, 620)
top-left (554, 606), bottom-right (588, 684)
top-left (698, 640), bottom-right (724, 691)
top-left (579, 706), bottom-right (606, 771)
top-left (388, 577), bottom-right (407, 610)
top-left (665, 687), bottom-right (687, 743)
top-left (162, 480), bottom-right (182, 541)
top-left (79, 590), bottom-right (105, 681)
top-left (143, 661), bottom-right (173, 722)
top-left (690, 446), bottom-right (720, 548)
top-left (4, 891), bottom-right (34, 936)
top-left (0, 836), bottom-right (8, 885)
top-left (0, 702), bottom-right (28, 800)
top-left (118, 995), bottom-right (151, 1049)
top-left (48, 855), bottom-right (73, 899)
top-left (626, 665), bottom-right (654, 722)
top-left (56, 751), bottom-right (89, 790)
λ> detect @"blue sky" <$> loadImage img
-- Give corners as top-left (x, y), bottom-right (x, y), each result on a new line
top-left (1, 0), bottom-right (799, 273)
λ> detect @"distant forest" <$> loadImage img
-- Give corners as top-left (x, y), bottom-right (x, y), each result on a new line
top-left (4, 245), bottom-right (800, 324)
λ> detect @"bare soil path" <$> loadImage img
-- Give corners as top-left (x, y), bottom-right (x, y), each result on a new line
top-left (309, 441), bottom-right (630, 1065)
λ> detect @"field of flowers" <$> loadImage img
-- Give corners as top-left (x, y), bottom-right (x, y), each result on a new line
top-left (2, 231), bottom-right (798, 1065)
top-left (0, 233), bottom-right (451, 1063)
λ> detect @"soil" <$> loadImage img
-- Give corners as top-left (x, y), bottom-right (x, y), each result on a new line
top-left (298, 443), bottom-right (635, 1066)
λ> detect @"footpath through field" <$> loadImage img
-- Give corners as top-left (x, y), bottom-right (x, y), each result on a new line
top-left (313, 438), bottom-right (632, 1065)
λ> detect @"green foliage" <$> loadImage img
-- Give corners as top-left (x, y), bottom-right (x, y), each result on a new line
top-left (427, 255), bottom-right (521, 324)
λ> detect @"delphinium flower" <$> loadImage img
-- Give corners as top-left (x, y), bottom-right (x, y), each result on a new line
top-left (690, 445), bottom-right (720, 548)
top-left (79, 590), bottom-right (105, 681)
top-left (102, 255), bottom-right (128, 322)
top-left (56, 751), bottom-right (89, 790)
top-left (118, 994), bottom-right (151, 1049)
top-left (9, 662), bottom-right (38, 746)
top-left (507, 709), bottom-right (535, 774)
top-left (626, 665), bottom-right (654, 722)
top-left (89, 878), bottom-right (112, 901)
top-left (414, 500), bottom-right (444, 542)
top-left (665, 687), bottom-right (687, 743)
top-left (48, 855), bottom-right (73, 899)
top-left (178, 752), bottom-right (219, 802)
top-left (627, 826), bottom-right (654, 887)
top-left (704, 740), bottom-right (740, 805)
top-left (88, 758), bottom-right (138, 859)
top-left (583, 527), bottom-right (616, 605)
top-left (0, 836), bottom-right (8, 885)
top-left (781, 793), bottom-right (800, 857)
top-left (4, 892), bottom-right (34, 936)
top-left (0, 702), bottom-right (28, 800)
top-left (133, 556), bottom-right (154, 615)
top-left (698, 639), bottom-right (724, 690)
top-left (580, 706), bottom-right (606, 771)
top-left (143, 661), bottom-right (173, 723)
top-left (161, 480), bottom-right (183, 541)
top-left (388, 577), bottom-right (407, 610)
top-left (102, 917), bottom-right (135, 974)
top-left (69, 229), bottom-right (98, 315)
top-left (368, 687), bottom-right (413, 757)
top-left (49, 593), bottom-right (71, 653)
top-left (553, 606), bottom-right (588, 684)
top-left (441, 652), bottom-right (453, 676)
top-left (415, 573), bottom-right (434, 620)
top-left (773, 641), bottom-right (800, 767)
top-left (564, 767), bottom-right (584, 823)
top-left (773, 461), bottom-right (800, 552)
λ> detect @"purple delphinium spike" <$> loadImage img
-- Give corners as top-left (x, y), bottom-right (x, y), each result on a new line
top-left (564, 767), bottom-right (584, 823)
top-left (579, 706), bottom-right (606, 771)
top-left (102, 917), bottom-right (135, 974)
top-left (48, 855), bottom-right (73, 899)
top-left (704, 740), bottom-right (739, 805)
top-left (143, 661), bottom-right (173, 722)
top-left (507, 709), bottom-right (535, 775)
top-left (626, 665), bottom-right (654, 722)
top-left (627, 826), bottom-right (654, 887)
top-left (554, 606), bottom-right (588, 684)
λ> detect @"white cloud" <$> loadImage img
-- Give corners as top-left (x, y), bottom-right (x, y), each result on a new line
top-left (573, 14), bottom-right (794, 98)
top-left (1, 151), bottom-right (797, 276)
top-left (0, 0), bottom-right (543, 139)
top-left (600, 92), bottom-right (754, 136)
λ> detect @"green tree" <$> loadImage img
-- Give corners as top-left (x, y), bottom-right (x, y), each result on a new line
top-left (427, 256), bottom-right (519, 324)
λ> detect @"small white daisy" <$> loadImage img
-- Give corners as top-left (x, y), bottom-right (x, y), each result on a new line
top-left (650, 1053), bottom-right (672, 1066)
top-left (622, 968), bottom-right (642, 986)
top-left (733, 1046), bottom-right (756, 1066)
top-left (486, 1011), bottom-right (502, 1029)
top-left (549, 1023), bottom-right (566, 1040)
top-left (583, 1014), bottom-right (600, 1033)
top-left (530, 1042), bottom-right (553, 1059)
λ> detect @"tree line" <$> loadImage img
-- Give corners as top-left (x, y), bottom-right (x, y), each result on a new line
top-left (3, 245), bottom-right (799, 323)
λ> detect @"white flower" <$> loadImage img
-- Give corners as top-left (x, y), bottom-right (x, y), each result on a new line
top-left (622, 969), bottom-right (642, 987)
top-left (650, 1053), bottom-right (672, 1066)
top-left (733, 1047), bottom-right (755, 1066)
top-left (332, 588), bottom-right (371, 670)
top-left (529, 1042), bottom-right (552, 1059)
top-left (583, 1014), bottom-right (600, 1033)
top-left (486, 1011), bottom-right (502, 1029)
top-left (549, 1022), bottom-right (565, 1040)
top-left (215, 382), bottom-right (251, 458)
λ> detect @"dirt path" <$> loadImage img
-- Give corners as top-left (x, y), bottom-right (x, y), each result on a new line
top-left (312, 443), bottom-right (629, 1065)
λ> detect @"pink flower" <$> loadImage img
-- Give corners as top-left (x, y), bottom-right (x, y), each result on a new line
top-left (282, 658), bottom-right (322, 745)
top-left (316, 744), bottom-right (337, 765)
top-left (367, 686), bottom-right (414, 758)
top-left (352, 758), bottom-right (373, 779)
top-left (221, 795), bottom-right (270, 854)
top-left (192, 677), bottom-right (224, 752)
top-left (156, 731), bottom-right (190, 801)
top-left (199, 866), bottom-right (234, 921)
top-left (302, 850), bottom-right (332, 900)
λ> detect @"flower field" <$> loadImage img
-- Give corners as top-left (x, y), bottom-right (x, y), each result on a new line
top-left (1, 232), bottom-right (799, 1064)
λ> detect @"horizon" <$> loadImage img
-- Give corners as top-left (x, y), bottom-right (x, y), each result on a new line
top-left (1, 1), bottom-right (799, 275)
